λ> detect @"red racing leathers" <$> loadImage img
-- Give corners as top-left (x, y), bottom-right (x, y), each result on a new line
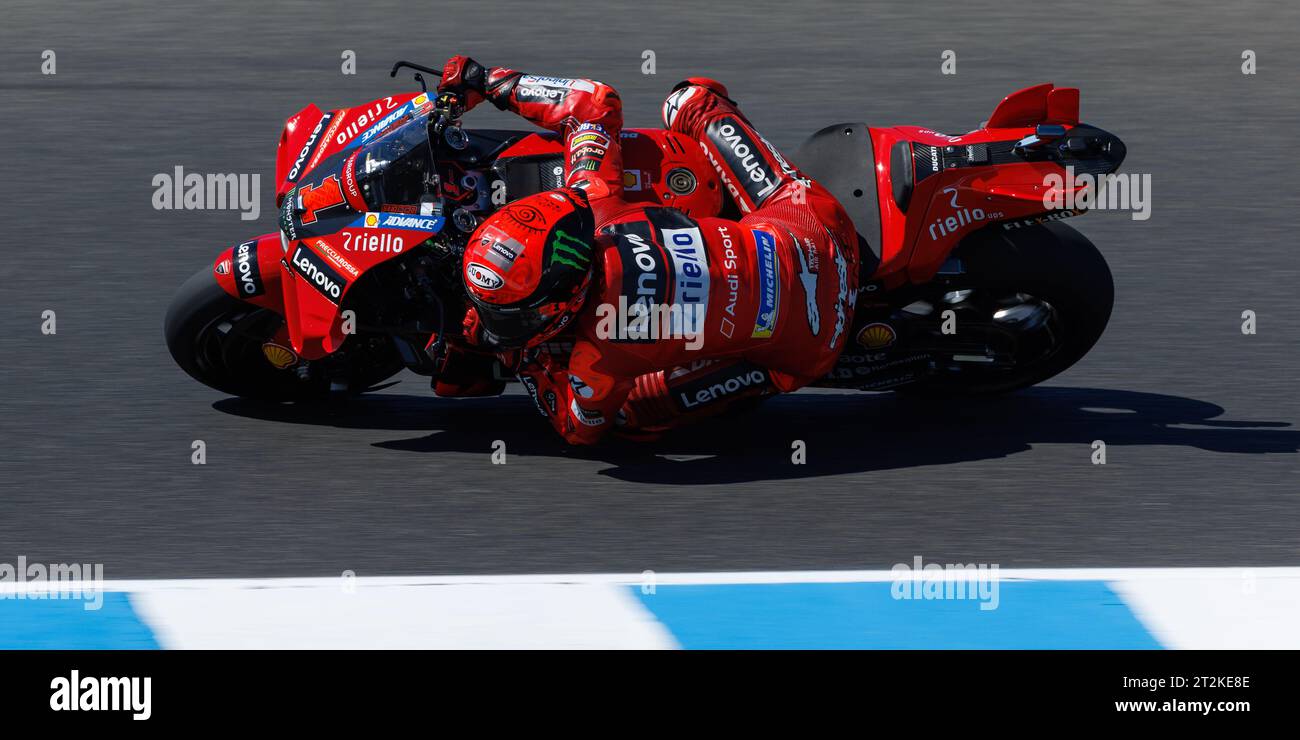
top-left (452, 63), bottom-right (859, 444)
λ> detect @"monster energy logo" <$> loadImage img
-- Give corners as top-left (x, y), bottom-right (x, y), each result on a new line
top-left (549, 230), bottom-right (590, 270)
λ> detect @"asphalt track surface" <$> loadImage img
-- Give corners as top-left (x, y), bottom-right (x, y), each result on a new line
top-left (2, 0), bottom-right (1298, 578)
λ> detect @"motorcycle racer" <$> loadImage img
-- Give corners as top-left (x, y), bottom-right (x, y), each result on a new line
top-left (439, 55), bottom-right (859, 444)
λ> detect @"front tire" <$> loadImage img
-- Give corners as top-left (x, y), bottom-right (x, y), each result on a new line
top-left (164, 268), bottom-right (402, 401)
top-left (898, 222), bottom-right (1113, 397)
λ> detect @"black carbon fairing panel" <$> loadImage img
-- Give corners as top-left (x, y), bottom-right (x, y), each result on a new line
top-left (492, 154), bottom-right (565, 201)
top-left (461, 129), bottom-right (533, 162)
top-left (791, 123), bottom-right (881, 265)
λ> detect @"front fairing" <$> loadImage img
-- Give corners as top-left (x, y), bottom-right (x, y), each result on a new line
top-left (275, 91), bottom-right (435, 204)
top-left (277, 115), bottom-right (447, 359)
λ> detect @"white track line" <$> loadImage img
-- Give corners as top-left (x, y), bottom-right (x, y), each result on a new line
top-left (130, 583), bottom-right (678, 650)
top-left (3, 567), bottom-right (1298, 593)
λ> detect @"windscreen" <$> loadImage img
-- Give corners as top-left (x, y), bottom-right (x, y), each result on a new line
top-left (280, 113), bottom-right (440, 243)
top-left (352, 114), bottom-right (437, 211)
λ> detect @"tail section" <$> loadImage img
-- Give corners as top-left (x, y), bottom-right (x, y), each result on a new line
top-left (984, 83), bottom-right (1079, 129)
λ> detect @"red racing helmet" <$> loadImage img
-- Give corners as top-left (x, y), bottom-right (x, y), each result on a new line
top-left (462, 189), bottom-right (597, 349)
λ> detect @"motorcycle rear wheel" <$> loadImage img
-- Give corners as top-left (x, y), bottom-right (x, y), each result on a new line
top-left (896, 222), bottom-right (1113, 397)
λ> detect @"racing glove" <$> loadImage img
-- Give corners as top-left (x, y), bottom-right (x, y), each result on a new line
top-left (438, 55), bottom-right (489, 111)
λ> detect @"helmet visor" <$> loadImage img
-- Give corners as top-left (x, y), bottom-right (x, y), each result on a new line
top-left (471, 298), bottom-right (570, 350)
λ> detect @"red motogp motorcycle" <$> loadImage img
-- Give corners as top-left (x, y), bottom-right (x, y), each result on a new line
top-left (166, 60), bottom-right (1124, 401)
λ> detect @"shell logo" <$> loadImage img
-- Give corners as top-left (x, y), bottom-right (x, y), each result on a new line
top-left (364, 213), bottom-right (380, 228)
top-left (856, 322), bottom-right (896, 350)
top-left (261, 342), bottom-right (299, 370)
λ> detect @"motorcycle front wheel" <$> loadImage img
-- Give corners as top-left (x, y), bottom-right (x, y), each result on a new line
top-left (163, 267), bottom-right (404, 401)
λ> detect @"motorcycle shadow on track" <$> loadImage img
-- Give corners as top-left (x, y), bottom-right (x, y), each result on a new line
top-left (211, 385), bottom-right (1299, 485)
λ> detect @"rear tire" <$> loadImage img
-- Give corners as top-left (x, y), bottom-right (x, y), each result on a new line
top-left (164, 267), bottom-right (402, 401)
top-left (897, 222), bottom-right (1113, 397)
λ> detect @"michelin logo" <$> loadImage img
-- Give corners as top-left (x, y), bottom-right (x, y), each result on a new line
top-left (751, 229), bottom-right (780, 338)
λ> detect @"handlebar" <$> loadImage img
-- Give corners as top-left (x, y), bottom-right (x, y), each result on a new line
top-left (389, 59), bottom-right (466, 144)
top-left (389, 60), bottom-right (437, 104)
top-left (390, 60), bottom-right (440, 77)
